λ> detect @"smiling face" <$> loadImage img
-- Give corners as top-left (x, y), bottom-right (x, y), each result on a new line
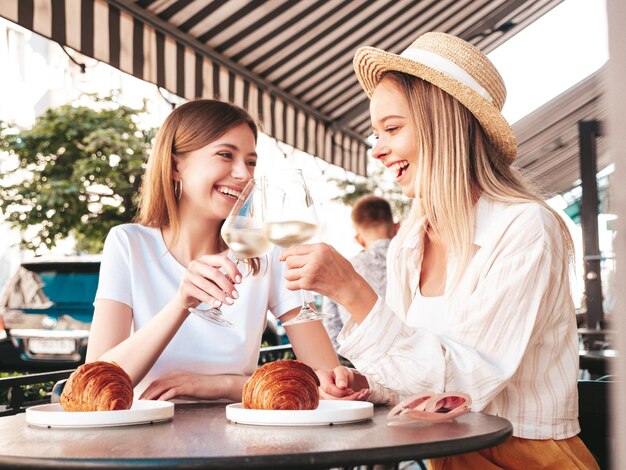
top-left (370, 77), bottom-right (419, 198)
top-left (173, 123), bottom-right (258, 221)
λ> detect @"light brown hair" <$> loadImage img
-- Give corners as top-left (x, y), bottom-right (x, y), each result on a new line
top-left (135, 99), bottom-right (261, 273)
top-left (382, 71), bottom-right (574, 288)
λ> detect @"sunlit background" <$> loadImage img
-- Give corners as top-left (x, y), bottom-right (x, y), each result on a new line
top-left (0, 0), bottom-right (610, 311)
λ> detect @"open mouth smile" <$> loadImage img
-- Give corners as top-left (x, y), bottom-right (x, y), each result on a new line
top-left (387, 161), bottom-right (409, 179)
top-left (215, 185), bottom-right (242, 200)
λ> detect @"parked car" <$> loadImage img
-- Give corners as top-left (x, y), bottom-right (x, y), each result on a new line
top-left (0, 255), bottom-right (285, 372)
top-left (0, 256), bottom-right (99, 371)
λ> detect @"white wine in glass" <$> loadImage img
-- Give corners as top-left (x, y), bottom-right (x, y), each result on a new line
top-left (262, 169), bottom-right (332, 326)
top-left (222, 222), bottom-right (272, 259)
top-left (263, 221), bottom-right (319, 248)
top-left (189, 178), bottom-right (272, 328)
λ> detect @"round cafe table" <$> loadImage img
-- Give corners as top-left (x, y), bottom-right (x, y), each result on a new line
top-left (0, 402), bottom-right (512, 469)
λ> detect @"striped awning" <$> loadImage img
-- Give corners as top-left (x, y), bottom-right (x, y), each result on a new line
top-left (0, 0), bottom-right (563, 176)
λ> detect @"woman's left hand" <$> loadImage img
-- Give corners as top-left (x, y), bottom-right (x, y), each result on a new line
top-left (280, 244), bottom-right (377, 318)
top-left (140, 371), bottom-right (246, 401)
top-left (316, 366), bottom-right (371, 401)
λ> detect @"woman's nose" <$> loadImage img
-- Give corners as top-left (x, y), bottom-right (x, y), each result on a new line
top-left (232, 159), bottom-right (251, 181)
top-left (371, 139), bottom-right (390, 160)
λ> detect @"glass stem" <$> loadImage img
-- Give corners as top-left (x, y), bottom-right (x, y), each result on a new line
top-left (300, 289), bottom-right (309, 309)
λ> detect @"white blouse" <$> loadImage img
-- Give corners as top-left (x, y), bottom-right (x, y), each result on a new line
top-left (337, 197), bottom-right (580, 440)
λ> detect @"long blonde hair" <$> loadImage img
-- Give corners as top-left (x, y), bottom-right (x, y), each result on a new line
top-left (135, 99), bottom-right (260, 273)
top-left (383, 71), bottom-right (573, 289)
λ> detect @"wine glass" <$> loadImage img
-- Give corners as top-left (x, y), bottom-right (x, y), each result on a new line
top-left (262, 169), bottom-right (332, 326)
top-left (189, 178), bottom-right (272, 328)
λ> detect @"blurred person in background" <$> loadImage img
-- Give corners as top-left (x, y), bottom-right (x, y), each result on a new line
top-left (323, 195), bottom-right (397, 350)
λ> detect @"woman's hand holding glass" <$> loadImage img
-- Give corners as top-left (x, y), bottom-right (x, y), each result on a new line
top-left (280, 243), bottom-right (379, 323)
top-left (188, 179), bottom-right (271, 328)
top-left (262, 169), bottom-right (332, 325)
top-left (176, 253), bottom-right (241, 312)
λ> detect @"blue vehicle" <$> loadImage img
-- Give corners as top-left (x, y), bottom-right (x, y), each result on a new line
top-left (0, 256), bottom-right (99, 371)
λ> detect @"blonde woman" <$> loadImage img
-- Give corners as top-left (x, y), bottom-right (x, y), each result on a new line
top-left (86, 99), bottom-right (346, 401)
top-left (281, 33), bottom-right (598, 468)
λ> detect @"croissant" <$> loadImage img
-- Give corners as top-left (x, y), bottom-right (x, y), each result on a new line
top-left (242, 360), bottom-right (320, 410)
top-left (60, 361), bottom-right (133, 412)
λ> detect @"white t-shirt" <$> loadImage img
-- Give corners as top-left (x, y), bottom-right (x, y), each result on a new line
top-left (95, 224), bottom-right (302, 394)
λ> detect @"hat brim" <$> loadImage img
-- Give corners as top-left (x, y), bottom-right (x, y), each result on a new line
top-left (353, 46), bottom-right (517, 161)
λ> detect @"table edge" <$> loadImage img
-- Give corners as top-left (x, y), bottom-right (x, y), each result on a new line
top-left (0, 419), bottom-right (514, 469)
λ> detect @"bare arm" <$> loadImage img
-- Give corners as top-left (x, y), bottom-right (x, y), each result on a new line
top-left (321, 297), bottom-right (343, 350)
top-left (86, 298), bottom-right (189, 386)
top-left (283, 311), bottom-right (371, 401)
top-left (282, 306), bottom-right (341, 371)
top-left (140, 372), bottom-right (250, 401)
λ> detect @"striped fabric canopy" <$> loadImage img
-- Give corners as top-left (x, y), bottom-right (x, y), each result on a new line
top-left (0, 0), bottom-right (562, 176)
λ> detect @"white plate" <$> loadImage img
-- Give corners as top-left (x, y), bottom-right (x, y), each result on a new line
top-left (226, 400), bottom-right (373, 426)
top-left (25, 400), bottom-right (174, 428)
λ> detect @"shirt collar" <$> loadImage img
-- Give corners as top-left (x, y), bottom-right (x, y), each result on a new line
top-left (473, 196), bottom-right (509, 247)
top-left (398, 196), bottom-right (501, 250)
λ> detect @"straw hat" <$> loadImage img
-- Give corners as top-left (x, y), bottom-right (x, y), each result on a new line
top-left (353, 32), bottom-right (517, 161)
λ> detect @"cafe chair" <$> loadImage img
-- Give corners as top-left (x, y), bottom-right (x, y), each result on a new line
top-left (578, 378), bottom-right (614, 469)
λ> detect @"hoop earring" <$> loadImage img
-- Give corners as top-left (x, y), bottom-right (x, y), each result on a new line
top-left (174, 180), bottom-right (183, 200)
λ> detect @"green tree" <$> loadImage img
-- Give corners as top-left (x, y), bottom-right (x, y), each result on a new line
top-left (0, 95), bottom-right (156, 253)
top-left (328, 163), bottom-right (410, 221)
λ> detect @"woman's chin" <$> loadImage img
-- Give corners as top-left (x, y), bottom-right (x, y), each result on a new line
top-left (400, 185), bottom-right (416, 198)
